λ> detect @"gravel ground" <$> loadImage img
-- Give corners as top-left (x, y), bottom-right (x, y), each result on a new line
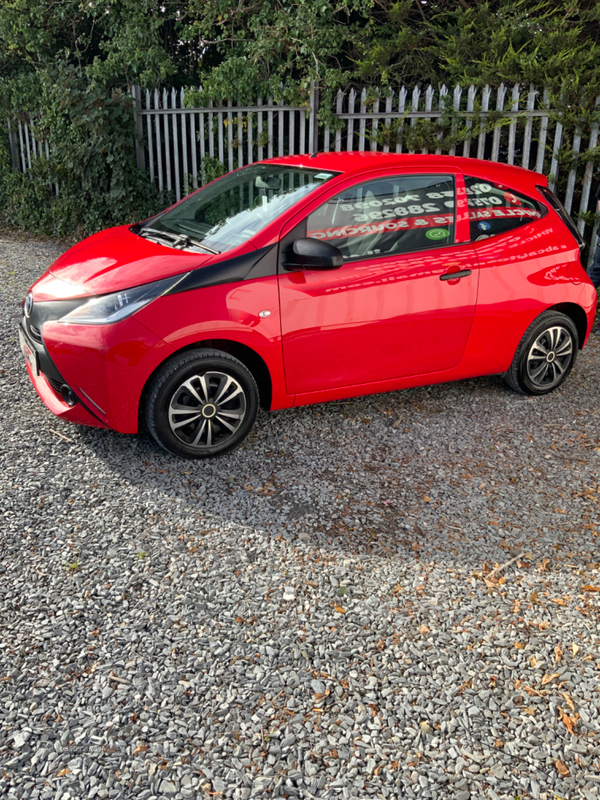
top-left (1, 236), bottom-right (600, 800)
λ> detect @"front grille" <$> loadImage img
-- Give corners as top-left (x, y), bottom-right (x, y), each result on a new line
top-left (29, 324), bottom-right (42, 343)
top-left (46, 376), bottom-right (64, 395)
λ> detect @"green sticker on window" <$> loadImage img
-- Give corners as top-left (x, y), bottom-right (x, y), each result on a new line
top-left (425, 228), bottom-right (449, 240)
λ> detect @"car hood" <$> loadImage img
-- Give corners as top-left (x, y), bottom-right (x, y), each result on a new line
top-left (48, 224), bottom-right (214, 295)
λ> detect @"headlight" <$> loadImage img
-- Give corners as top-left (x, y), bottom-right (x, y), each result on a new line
top-left (59, 273), bottom-right (188, 325)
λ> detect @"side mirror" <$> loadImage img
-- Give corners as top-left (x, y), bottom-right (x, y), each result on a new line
top-left (282, 238), bottom-right (343, 271)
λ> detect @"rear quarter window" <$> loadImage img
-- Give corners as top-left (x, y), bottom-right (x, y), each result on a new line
top-left (465, 176), bottom-right (547, 241)
top-left (536, 185), bottom-right (584, 248)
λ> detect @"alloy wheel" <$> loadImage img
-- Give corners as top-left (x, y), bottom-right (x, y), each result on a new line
top-left (525, 325), bottom-right (573, 390)
top-left (168, 371), bottom-right (247, 449)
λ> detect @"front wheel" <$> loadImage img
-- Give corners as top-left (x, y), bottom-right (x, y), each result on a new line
top-left (145, 349), bottom-right (259, 458)
top-left (504, 310), bottom-right (578, 396)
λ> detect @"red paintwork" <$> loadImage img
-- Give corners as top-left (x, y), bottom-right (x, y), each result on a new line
top-left (25, 361), bottom-right (109, 429)
top-left (277, 168), bottom-right (477, 394)
top-left (41, 315), bottom-right (175, 431)
top-left (278, 241), bottom-right (479, 394)
top-left (134, 277), bottom-right (290, 423)
top-left (49, 225), bottom-right (213, 294)
top-left (22, 152), bottom-right (596, 434)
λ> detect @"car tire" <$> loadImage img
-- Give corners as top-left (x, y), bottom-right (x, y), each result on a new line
top-left (145, 349), bottom-right (259, 458)
top-left (504, 310), bottom-right (578, 396)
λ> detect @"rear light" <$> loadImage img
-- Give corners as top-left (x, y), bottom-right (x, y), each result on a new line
top-left (537, 185), bottom-right (585, 251)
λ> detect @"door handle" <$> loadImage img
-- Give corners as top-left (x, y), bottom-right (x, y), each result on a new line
top-left (440, 269), bottom-right (472, 281)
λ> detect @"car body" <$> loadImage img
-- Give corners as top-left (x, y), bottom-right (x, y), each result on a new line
top-left (19, 152), bottom-right (597, 456)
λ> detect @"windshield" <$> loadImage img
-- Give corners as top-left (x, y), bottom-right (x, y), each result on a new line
top-left (146, 164), bottom-right (338, 253)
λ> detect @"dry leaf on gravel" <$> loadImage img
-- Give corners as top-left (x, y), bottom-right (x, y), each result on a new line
top-left (555, 643), bottom-right (563, 665)
top-left (581, 584), bottom-right (600, 592)
top-left (333, 603), bottom-right (346, 614)
top-left (559, 692), bottom-right (575, 712)
top-left (558, 707), bottom-right (578, 735)
top-left (523, 684), bottom-right (545, 697)
top-left (555, 760), bottom-right (570, 776)
top-left (541, 672), bottom-right (560, 686)
top-left (419, 625), bottom-right (430, 635)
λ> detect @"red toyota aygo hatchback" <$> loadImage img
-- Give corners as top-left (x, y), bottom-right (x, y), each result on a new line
top-left (20, 153), bottom-right (597, 458)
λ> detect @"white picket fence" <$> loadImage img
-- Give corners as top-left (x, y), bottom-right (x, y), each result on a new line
top-left (8, 82), bottom-right (600, 255)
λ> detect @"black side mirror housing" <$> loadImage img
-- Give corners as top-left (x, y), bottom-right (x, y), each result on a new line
top-left (283, 238), bottom-right (344, 271)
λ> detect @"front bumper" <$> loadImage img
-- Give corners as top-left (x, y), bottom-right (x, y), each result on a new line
top-left (20, 300), bottom-right (174, 433)
top-left (19, 321), bottom-right (109, 429)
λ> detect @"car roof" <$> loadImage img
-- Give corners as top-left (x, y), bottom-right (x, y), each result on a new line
top-left (265, 152), bottom-right (548, 191)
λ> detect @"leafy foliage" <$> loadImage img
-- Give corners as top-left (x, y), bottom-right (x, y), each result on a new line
top-left (2, 1), bottom-right (600, 95)
top-left (2, 71), bottom-right (159, 238)
top-left (1, 0), bottom-right (600, 237)
top-left (199, 156), bottom-right (227, 186)
top-left (187, 0), bottom-right (600, 103)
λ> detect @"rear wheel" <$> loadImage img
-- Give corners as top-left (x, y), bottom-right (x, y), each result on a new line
top-left (504, 311), bottom-right (578, 396)
top-left (145, 349), bottom-right (259, 458)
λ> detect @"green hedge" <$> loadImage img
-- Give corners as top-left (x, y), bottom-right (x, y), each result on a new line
top-left (1, 74), bottom-right (160, 239)
top-left (1, 0), bottom-right (600, 239)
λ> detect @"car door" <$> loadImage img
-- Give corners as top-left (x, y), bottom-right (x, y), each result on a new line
top-left (277, 170), bottom-right (479, 395)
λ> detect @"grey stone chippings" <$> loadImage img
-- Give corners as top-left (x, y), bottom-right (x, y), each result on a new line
top-left (1, 236), bottom-right (600, 800)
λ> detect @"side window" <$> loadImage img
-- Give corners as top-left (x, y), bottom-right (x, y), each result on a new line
top-left (465, 176), bottom-right (547, 241)
top-left (306, 174), bottom-right (455, 262)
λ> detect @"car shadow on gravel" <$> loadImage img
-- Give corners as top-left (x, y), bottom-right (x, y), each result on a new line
top-left (73, 362), bottom-right (600, 569)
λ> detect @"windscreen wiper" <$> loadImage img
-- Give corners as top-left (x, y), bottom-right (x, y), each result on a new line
top-left (140, 227), bottom-right (220, 255)
top-left (182, 237), bottom-right (221, 255)
top-left (140, 227), bottom-right (180, 244)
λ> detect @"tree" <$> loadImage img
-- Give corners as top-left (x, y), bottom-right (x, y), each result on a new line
top-left (2, 0), bottom-right (600, 238)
